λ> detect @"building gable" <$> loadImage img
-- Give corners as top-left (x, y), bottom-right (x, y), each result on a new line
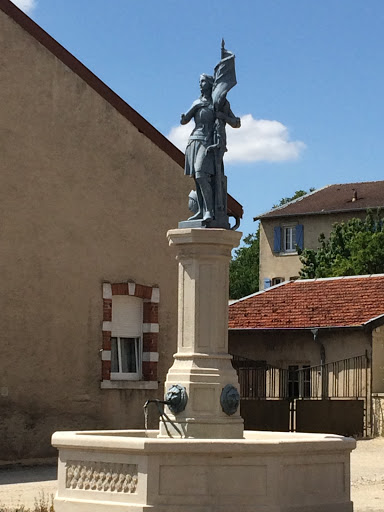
top-left (255, 181), bottom-right (384, 220)
top-left (0, 0), bottom-right (242, 219)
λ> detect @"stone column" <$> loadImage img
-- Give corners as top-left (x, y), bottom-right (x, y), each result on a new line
top-left (159, 228), bottom-right (244, 439)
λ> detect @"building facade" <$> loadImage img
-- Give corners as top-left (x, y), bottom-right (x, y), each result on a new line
top-left (0, 0), bottom-right (243, 461)
top-left (229, 275), bottom-right (384, 436)
top-left (255, 182), bottom-right (384, 289)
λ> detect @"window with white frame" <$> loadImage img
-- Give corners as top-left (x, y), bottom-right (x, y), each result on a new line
top-left (111, 295), bottom-right (143, 380)
top-left (288, 364), bottom-right (311, 398)
top-left (272, 277), bottom-right (284, 286)
top-left (283, 226), bottom-right (296, 252)
top-left (273, 224), bottom-right (304, 254)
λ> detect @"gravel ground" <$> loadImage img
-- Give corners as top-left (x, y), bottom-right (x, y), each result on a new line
top-left (0, 438), bottom-right (383, 510)
top-left (0, 464), bottom-right (57, 509)
top-left (351, 437), bottom-right (384, 512)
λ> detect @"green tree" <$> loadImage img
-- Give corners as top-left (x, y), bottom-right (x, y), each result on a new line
top-left (229, 188), bottom-right (314, 299)
top-left (299, 210), bottom-right (384, 279)
top-left (229, 230), bottom-right (260, 299)
top-left (272, 188), bottom-right (315, 209)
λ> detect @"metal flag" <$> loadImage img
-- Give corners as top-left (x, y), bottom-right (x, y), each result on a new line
top-left (212, 39), bottom-right (237, 111)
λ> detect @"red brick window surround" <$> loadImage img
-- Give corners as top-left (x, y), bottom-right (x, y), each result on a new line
top-left (101, 282), bottom-right (159, 390)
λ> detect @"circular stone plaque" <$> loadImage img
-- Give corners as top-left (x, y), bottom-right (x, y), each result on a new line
top-left (220, 384), bottom-right (240, 416)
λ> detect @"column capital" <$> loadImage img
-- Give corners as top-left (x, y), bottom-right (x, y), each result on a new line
top-left (167, 228), bottom-right (242, 249)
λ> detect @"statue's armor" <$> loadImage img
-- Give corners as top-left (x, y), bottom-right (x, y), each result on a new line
top-left (184, 100), bottom-right (216, 178)
top-left (188, 101), bottom-right (215, 146)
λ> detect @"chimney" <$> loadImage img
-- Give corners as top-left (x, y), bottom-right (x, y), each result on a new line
top-left (352, 189), bottom-right (358, 202)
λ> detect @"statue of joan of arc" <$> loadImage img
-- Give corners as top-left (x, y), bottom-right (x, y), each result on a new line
top-left (179, 40), bottom-right (240, 229)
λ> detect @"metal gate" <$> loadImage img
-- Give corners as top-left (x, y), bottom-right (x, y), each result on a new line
top-left (232, 353), bottom-right (371, 437)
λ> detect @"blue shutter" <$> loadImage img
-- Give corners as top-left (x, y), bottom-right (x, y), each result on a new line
top-left (264, 278), bottom-right (271, 289)
top-left (273, 227), bottom-right (281, 253)
top-left (296, 224), bottom-right (304, 250)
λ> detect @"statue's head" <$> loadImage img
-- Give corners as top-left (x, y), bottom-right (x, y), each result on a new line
top-left (199, 74), bottom-right (214, 95)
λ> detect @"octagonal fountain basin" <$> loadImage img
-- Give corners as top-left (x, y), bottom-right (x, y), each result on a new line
top-left (52, 429), bottom-right (356, 512)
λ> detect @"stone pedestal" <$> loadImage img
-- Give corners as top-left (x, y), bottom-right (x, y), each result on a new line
top-left (159, 228), bottom-right (243, 439)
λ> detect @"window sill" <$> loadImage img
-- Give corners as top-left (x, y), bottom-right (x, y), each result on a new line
top-left (110, 372), bottom-right (140, 380)
top-left (277, 251), bottom-right (298, 256)
top-left (100, 380), bottom-right (158, 390)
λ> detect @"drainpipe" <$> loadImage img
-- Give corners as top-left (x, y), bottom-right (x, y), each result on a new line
top-left (311, 328), bottom-right (327, 399)
top-left (311, 328), bottom-right (326, 364)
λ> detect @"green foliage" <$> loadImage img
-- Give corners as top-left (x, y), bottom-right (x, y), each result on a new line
top-left (299, 210), bottom-right (384, 279)
top-left (229, 230), bottom-right (259, 299)
top-left (229, 188), bottom-right (315, 299)
top-left (272, 188), bottom-right (315, 209)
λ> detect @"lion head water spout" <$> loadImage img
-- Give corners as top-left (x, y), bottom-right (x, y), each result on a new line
top-left (143, 386), bottom-right (187, 438)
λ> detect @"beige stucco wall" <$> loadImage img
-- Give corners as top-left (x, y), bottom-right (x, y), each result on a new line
top-left (372, 326), bottom-right (384, 393)
top-left (259, 211), bottom-right (367, 289)
top-left (229, 329), bottom-right (371, 369)
top-left (372, 396), bottom-right (384, 436)
top-left (0, 11), bottom-right (192, 460)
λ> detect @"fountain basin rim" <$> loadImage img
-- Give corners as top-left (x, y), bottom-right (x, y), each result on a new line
top-left (52, 429), bottom-right (356, 454)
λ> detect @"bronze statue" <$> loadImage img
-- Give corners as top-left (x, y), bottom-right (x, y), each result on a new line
top-left (179, 41), bottom-right (240, 229)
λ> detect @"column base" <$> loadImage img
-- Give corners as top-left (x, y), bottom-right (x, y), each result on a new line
top-left (158, 416), bottom-right (244, 439)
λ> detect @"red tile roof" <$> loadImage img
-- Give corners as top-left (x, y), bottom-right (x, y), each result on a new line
top-left (0, 0), bottom-right (244, 219)
top-left (255, 181), bottom-right (384, 220)
top-left (228, 275), bottom-right (384, 329)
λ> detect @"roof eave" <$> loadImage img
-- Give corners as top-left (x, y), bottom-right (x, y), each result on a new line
top-left (229, 325), bottom-right (366, 332)
top-left (253, 185), bottom-right (330, 220)
top-left (254, 206), bottom-right (380, 221)
top-left (362, 313), bottom-right (384, 329)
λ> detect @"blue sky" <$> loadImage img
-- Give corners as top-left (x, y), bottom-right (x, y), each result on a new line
top-left (14, 0), bottom-right (384, 239)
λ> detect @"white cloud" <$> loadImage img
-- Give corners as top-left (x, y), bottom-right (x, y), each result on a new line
top-left (11, 0), bottom-right (37, 14)
top-left (167, 123), bottom-right (195, 154)
top-left (167, 114), bottom-right (305, 164)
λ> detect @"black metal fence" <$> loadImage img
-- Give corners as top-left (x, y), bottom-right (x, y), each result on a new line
top-left (231, 353), bottom-right (371, 436)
